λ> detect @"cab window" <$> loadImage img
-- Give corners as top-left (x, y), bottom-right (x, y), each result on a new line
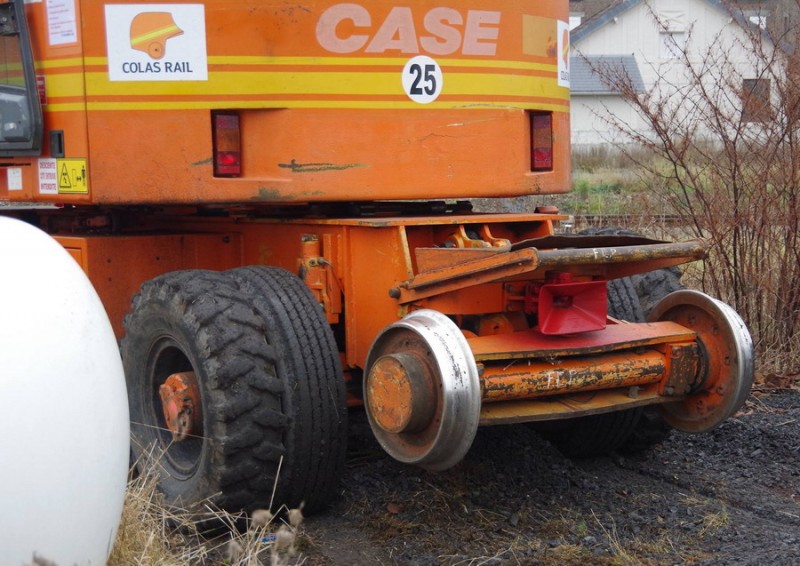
top-left (0, 0), bottom-right (42, 156)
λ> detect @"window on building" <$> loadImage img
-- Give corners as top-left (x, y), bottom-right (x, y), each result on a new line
top-left (741, 78), bottom-right (772, 122)
top-left (660, 32), bottom-right (687, 59)
top-left (744, 9), bottom-right (769, 30)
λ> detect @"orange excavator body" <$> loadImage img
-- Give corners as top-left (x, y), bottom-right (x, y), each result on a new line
top-left (0, 0), bottom-right (752, 500)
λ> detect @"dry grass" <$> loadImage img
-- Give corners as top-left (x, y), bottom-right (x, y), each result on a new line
top-left (107, 469), bottom-right (197, 565)
top-left (109, 455), bottom-right (307, 566)
top-left (678, 493), bottom-right (730, 539)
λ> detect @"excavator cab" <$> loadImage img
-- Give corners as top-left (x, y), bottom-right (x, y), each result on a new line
top-left (0, 0), bottom-right (41, 156)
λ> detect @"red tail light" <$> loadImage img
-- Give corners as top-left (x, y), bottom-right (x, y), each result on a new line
top-left (212, 112), bottom-right (241, 177)
top-left (530, 112), bottom-right (553, 171)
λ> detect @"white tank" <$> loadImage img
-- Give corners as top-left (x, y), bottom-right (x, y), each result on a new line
top-left (0, 216), bottom-right (129, 566)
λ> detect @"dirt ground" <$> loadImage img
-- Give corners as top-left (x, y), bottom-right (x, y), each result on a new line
top-left (301, 388), bottom-right (800, 565)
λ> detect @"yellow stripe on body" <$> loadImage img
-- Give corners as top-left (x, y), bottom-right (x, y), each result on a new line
top-left (45, 103), bottom-right (88, 111)
top-left (81, 54), bottom-right (556, 74)
top-left (131, 25), bottom-right (182, 47)
top-left (35, 58), bottom-right (85, 70)
top-left (46, 73), bottom-right (86, 93)
top-left (62, 53), bottom-right (559, 70)
top-left (84, 70), bottom-right (567, 98)
top-left (45, 54), bottom-right (568, 111)
top-left (206, 55), bottom-right (557, 74)
top-left (70, 99), bottom-right (570, 112)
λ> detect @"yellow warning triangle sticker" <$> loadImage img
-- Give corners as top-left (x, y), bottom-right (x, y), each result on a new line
top-left (59, 163), bottom-right (72, 189)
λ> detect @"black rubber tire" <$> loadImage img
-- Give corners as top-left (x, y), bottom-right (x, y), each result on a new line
top-left (597, 229), bottom-right (683, 452)
top-left (606, 270), bottom-right (675, 453)
top-left (543, 227), bottom-right (682, 457)
top-left (578, 226), bottom-right (684, 317)
top-left (122, 268), bottom-right (346, 521)
top-left (629, 267), bottom-right (684, 318)
top-left (123, 270), bottom-right (278, 515)
top-left (620, 268), bottom-right (683, 453)
top-left (619, 406), bottom-right (673, 454)
top-left (542, 408), bottom-right (643, 458)
top-left (225, 266), bottom-right (347, 513)
top-left (607, 277), bottom-right (645, 322)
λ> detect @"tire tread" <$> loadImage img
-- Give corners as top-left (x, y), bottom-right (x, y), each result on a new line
top-left (123, 267), bottom-right (345, 519)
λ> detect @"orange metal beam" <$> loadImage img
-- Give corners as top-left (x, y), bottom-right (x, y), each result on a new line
top-left (468, 321), bottom-right (696, 361)
top-left (479, 384), bottom-right (664, 425)
top-left (480, 349), bottom-right (667, 402)
top-left (398, 247), bottom-right (539, 303)
top-left (397, 240), bottom-right (706, 305)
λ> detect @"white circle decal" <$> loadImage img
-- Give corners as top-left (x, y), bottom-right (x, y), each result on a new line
top-left (402, 56), bottom-right (443, 104)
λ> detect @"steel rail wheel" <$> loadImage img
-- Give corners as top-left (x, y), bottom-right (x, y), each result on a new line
top-left (225, 266), bottom-right (347, 513)
top-left (364, 309), bottom-right (481, 471)
top-left (648, 289), bottom-right (754, 433)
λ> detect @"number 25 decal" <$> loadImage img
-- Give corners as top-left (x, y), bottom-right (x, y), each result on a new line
top-left (409, 63), bottom-right (437, 95)
top-left (402, 56), bottom-right (443, 104)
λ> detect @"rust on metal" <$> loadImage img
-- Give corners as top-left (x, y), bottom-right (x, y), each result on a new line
top-left (649, 291), bottom-right (753, 434)
top-left (510, 234), bottom-right (670, 251)
top-left (480, 349), bottom-right (667, 402)
top-left (415, 247), bottom-right (505, 273)
top-left (660, 342), bottom-right (702, 396)
top-left (158, 371), bottom-right (202, 442)
top-left (363, 326), bottom-right (448, 462)
top-left (397, 239), bottom-right (705, 306)
top-left (534, 240), bottom-right (707, 280)
top-left (365, 352), bottom-right (436, 434)
top-left (468, 321), bottom-right (697, 361)
top-left (403, 247), bottom-right (539, 291)
top-left (397, 247), bottom-right (539, 303)
top-left (479, 384), bottom-right (664, 425)
top-left (299, 233), bottom-right (343, 324)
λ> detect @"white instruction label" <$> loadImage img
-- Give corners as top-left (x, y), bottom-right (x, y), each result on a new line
top-left (46, 0), bottom-right (78, 46)
top-left (7, 168), bottom-right (22, 191)
top-left (38, 159), bottom-right (58, 195)
top-left (557, 20), bottom-right (570, 88)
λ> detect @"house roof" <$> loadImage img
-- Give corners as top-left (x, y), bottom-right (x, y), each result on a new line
top-left (572, 0), bottom-right (741, 44)
top-left (570, 55), bottom-right (645, 94)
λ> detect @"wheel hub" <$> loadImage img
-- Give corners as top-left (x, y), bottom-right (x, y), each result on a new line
top-left (159, 371), bottom-right (202, 442)
top-left (366, 352), bottom-right (436, 434)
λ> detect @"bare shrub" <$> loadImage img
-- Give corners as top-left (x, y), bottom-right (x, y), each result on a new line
top-left (582, 1), bottom-right (800, 375)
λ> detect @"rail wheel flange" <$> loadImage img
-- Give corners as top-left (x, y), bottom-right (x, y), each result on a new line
top-left (648, 290), bottom-right (754, 433)
top-left (364, 309), bottom-right (481, 471)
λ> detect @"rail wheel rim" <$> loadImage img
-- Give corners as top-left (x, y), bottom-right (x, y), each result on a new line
top-left (364, 309), bottom-right (481, 471)
top-left (648, 290), bottom-right (754, 433)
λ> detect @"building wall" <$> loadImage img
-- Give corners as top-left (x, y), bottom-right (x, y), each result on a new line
top-left (571, 94), bottom-right (648, 148)
top-left (571, 0), bottom-right (773, 148)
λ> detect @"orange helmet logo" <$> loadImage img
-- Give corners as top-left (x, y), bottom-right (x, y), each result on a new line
top-left (130, 12), bottom-right (183, 60)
